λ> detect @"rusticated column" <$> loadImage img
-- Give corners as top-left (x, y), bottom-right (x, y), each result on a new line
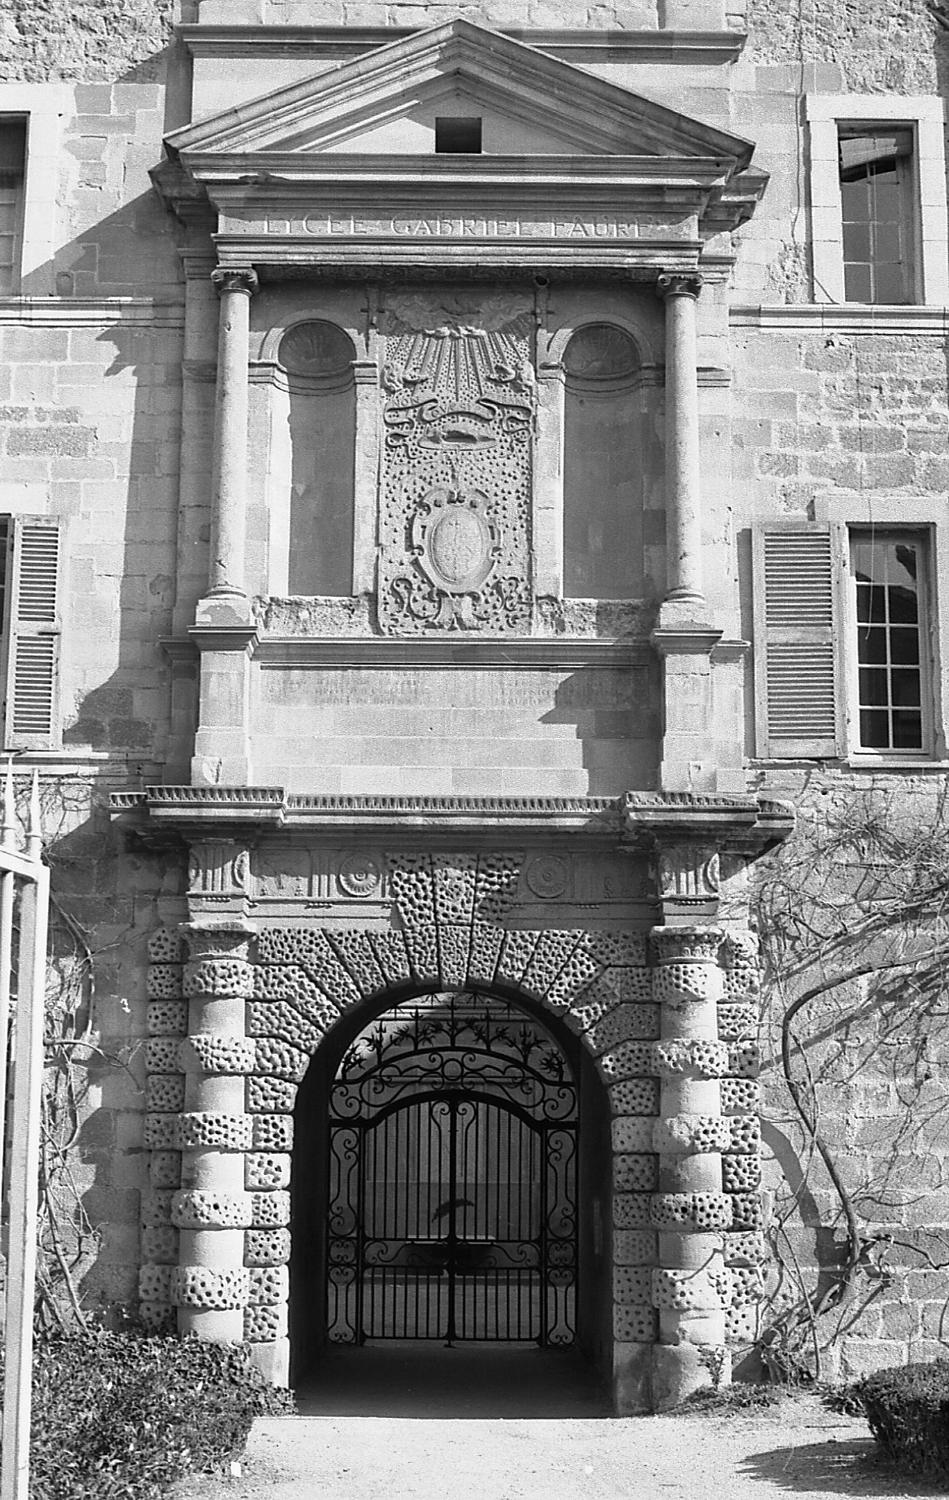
top-left (657, 273), bottom-right (704, 617)
top-left (201, 266), bottom-right (258, 617)
top-left (174, 925), bottom-right (255, 1346)
top-left (650, 924), bottom-right (731, 1407)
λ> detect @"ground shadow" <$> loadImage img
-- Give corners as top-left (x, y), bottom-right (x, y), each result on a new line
top-left (295, 1344), bottom-right (612, 1420)
top-left (740, 1437), bottom-right (946, 1496)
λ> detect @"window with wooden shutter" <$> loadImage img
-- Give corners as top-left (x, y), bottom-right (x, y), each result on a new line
top-left (753, 525), bottom-right (843, 758)
top-left (1, 517), bottom-right (62, 750)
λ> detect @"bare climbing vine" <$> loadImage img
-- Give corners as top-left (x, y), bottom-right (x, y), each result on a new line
top-left (752, 781), bottom-right (949, 1381)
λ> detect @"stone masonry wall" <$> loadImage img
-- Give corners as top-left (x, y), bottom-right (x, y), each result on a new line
top-left (0, 1), bottom-right (177, 82)
top-left (746, 0), bottom-right (943, 92)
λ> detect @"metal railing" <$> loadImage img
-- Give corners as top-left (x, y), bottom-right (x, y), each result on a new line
top-left (0, 766), bottom-right (49, 1500)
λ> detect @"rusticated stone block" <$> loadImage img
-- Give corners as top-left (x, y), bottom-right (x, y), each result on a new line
top-left (244, 1228), bottom-right (292, 1266)
top-left (139, 1300), bottom-right (175, 1333)
top-left (467, 923), bottom-right (505, 986)
top-left (725, 1305), bottom-right (759, 1344)
top-left (597, 1041), bottom-right (653, 1082)
top-left (402, 923), bottom-right (439, 984)
top-left (611, 1117), bottom-right (654, 1152)
top-left (721, 1078), bottom-right (760, 1113)
top-left (653, 1039), bottom-right (729, 1078)
top-left (145, 1037), bottom-right (180, 1073)
top-left (614, 1265), bottom-right (652, 1303)
top-left (327, 929), bottom-right (386, 993)
top-left (146, 1074), bottom-right (185, 1113)
top-left (609, 1079), bottom-right (660, 1117)
top-left (724, 1231), bottom-right (767, 1266)
top-left (141, 1190), bottom-right (174, 1226)
top-left (173, 1266), bottom-right (249, 1309)
top-left (367, 931), bottom-right (412, 985)
top-left (439, 924), bottom-right (471, 988)
top-left (247, 1000), bottom-right (327, 1053)
top-left (582, 931), bottom-right (647, 968)
top-left (727, 1265), bottom-right (765, 1307)
top-left (729, 1192), bottom-right (764, 1230)
top-left (252, 1115), bottom-right (294, 1152)
top-left (727, 1114), bottom-right (761, 1153)
top-left (252, 1036), bottom-right (310, 1081)
top-left (148, 1151), bottom-right (181, 1188)
top-left (614, 1153), bottom-right (659, 1192)
top-left (248, 1265), bottom-right (290, 1305)
top-left (545, 948), bottom-right (601, 1011)
top-left (148, 928), bottom-right (185, 963)
top-left (171, 1190), bottom-right (254, 1229)
top-left (651, 1266), bottom-right (727, 1313)
top-left (247, 1077), bottom-right (298, 1114)
top-left (244, 1303), bottom-right (288, 1342)
top-left (717, 1004), bottom-right (757, 1041)
top-left (495, 929), bottom-right (540, 986)
top-left (143, 1114), bottom-right (177, 1150)
top-left (183, 957), bottom-right (254, 999)
top-left (649, 1193), bottom-right (734, 1231)
top-left (722, 1155), bottom-right (762, 1193)
top-left (726, 1042), bottom-right (760, 1078)
top-left (139, 1264), bottom-right (174, 1301)
top-left (176, 1112), bottom-right (253, 1151)
top-left (147, 964), bottom-right (182, 999)
top-left (613, 1230), bottom-right (657, 1266)
top-left (147, 1001), bottom-right (188, 1036)
top-left (141, 1225), bottom-right (178, 1264)
top-left (179, 1034), bottom-right (257, 1075)
top-left (613, 1193), bottom-right (653, 1229)
top-left (613, 1305), bottom-right (659, 1342)
top-left (250, 1190), bottom-right (291, 1228)
top-left (245, 1152), bottom-right (291, 1190)
top-left (653, 961), bottom-right (722, 1006)
top-left (519, 930), bottom-right (580, 997)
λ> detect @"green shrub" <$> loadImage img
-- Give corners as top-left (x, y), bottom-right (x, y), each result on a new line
top-left (2, 1328), bottom-right (294, 1500)
top-left (855, 1358), bottom-right (949, 1479)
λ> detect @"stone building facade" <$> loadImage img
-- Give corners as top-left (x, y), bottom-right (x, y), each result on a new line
top-left (2, 0), bottom-right (949, 1412)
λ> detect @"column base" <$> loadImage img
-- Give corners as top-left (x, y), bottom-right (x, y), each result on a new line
top-left (177, 1307), bottom-right (244, 1342)
top-left (651, 1340), bottom-right (732, 1411)
top-left (248, 1338), bottom-right (290, 1388)
top-left (612, 1341), bottom-right (653, 1414)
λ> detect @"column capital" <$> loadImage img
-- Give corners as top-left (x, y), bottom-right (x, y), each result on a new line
top-left (657, 273), bottom-right (702, 302)
top-left (211, 265), bottom-right (259, 298)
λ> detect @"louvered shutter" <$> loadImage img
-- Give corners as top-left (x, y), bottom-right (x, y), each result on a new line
top-left (3, 517), bottom-right (62, 750)
top-left (753, 525), bottom-right (843, 758)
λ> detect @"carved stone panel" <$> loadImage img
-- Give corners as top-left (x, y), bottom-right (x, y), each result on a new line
top-left (378, 290), bottom-right (535, 635)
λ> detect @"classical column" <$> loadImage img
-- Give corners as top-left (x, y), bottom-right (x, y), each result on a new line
top-left (205, 266), bottom-right (258, 609)
top-left (173, 925), bottom-right (255, 1346)
top-left (650, 920), bottom-right (731, 1408)
top-left (657, 274), bottom-right (704, 615)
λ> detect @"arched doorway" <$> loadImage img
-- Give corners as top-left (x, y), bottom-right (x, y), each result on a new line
top-left (290, 985), bottom-right (611, 1390)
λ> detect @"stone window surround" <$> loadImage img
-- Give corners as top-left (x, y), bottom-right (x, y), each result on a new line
top-left (0, 85), bottom-right (69, 298)
top-left (806, 94), bottom-right (949, 308)
top-left (814, 494), bottom-right (949, 763)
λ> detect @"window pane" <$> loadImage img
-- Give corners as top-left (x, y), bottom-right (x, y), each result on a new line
top-left (892, 710), bottom-right (923, 749)
top-left (890, 629), bottom-right (921, 665)
top-left (891, 669), bottom-right (921, 707)
top-left (856, 583), bottom-right (885, 623)
top-left (875, 222), bottom-right (902, 262)
top-left (888, 584), bottom-right (918, 624)
top-left (844, 263), bottom-right (872, 302)
top-left (842, 222), bottom-right (871, 261)
top-left (859, 667), bottom-right (888, 704)
top-left (857, 626), bottom-right (888, 664)
top-left (874, 261), bottom-right (906, 304)
top-left (860, 709), bottom-right (890, 747)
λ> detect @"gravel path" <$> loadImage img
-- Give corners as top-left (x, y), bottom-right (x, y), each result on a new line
top-left (174, 1398), bottom-right (945, 1500)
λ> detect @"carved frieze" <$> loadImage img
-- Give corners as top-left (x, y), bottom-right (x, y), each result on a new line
top-left (378, 290), bottom-right (535, 635)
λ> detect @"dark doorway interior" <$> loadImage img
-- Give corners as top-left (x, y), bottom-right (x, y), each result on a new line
top-left (290, 986), bottom-right (612, 1403)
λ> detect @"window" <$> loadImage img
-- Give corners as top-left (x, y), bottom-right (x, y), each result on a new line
top-left (852, 532), bottom-right (928, 752)
top-left (435, 117), bottom-right (482, 154)
top-left (839, 129), bottom-right (915, 304)
top-left (0, 118), bottom-right (26, 295)
top-left (0, 517), bottom-right (62, 749)
top-left (753, 523), bottom-right (936, 761)
top-left (806, 95), bottom-right (949, 307)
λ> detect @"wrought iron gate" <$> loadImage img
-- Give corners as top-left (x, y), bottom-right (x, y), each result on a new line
top-left (327, 994), bottom-right (577, 1345)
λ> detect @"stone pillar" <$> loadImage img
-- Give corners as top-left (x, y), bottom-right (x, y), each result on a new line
top-left (658, 274), bottom-right (704, 618)
top-left (174, 925), bottom-right (255, 1344)
top-left (199, 266), bottom-right (258, 623)
top-left (650, 923), bottom-right (731, 1408)
top-left (652, 274), bottom-right (721, 792)
top-left (533, 360), bottom-right (566, 597)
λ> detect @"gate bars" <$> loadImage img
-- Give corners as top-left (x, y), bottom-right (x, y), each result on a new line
top-left (0, 767), bottom-right (50, 1500)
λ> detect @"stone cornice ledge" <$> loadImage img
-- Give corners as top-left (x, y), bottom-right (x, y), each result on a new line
top-left (256, 638), bottom-right (653, 670)
top-left (0, 297), bottom-right (184, 327)
top-left (110, 787), bottom-right (625, 833)
top-left (180, 25), bottom-right (746, 65)
top-left (624, 791), bottom-right (794, 853)
top-left (730, 304), bottom-right (949, 334)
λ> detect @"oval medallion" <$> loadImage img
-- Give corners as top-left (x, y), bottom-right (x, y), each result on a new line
top-left (429, 505), bottom-right (491, 589)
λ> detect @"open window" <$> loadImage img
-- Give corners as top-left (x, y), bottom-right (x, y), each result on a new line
top-left (0, 117), bottom-right (26, 295)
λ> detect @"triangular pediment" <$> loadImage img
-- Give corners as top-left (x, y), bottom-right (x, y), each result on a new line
top-left (166, 18), bottom-right (754, 168)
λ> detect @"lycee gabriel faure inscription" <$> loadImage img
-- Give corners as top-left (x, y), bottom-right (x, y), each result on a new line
top-left (262, 214), bottom-right (647, 239)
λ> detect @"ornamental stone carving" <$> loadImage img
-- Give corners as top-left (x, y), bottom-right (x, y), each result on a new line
top-left (378, 291), bottom-right (534, 635)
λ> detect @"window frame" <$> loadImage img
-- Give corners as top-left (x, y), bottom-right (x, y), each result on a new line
top-left (806, 94), bottom-right (949, 307)
top-left (0, 86), bottom-right (69, 297)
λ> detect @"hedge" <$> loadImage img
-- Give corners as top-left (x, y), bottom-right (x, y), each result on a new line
top-left (1, 1328), bottom-right (294, 1500)
top-left (855, 1357), bottom-right (949, 1479)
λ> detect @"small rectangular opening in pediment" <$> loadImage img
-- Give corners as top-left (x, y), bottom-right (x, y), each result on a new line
top-left (435, 116), bottom-right (483, 154)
